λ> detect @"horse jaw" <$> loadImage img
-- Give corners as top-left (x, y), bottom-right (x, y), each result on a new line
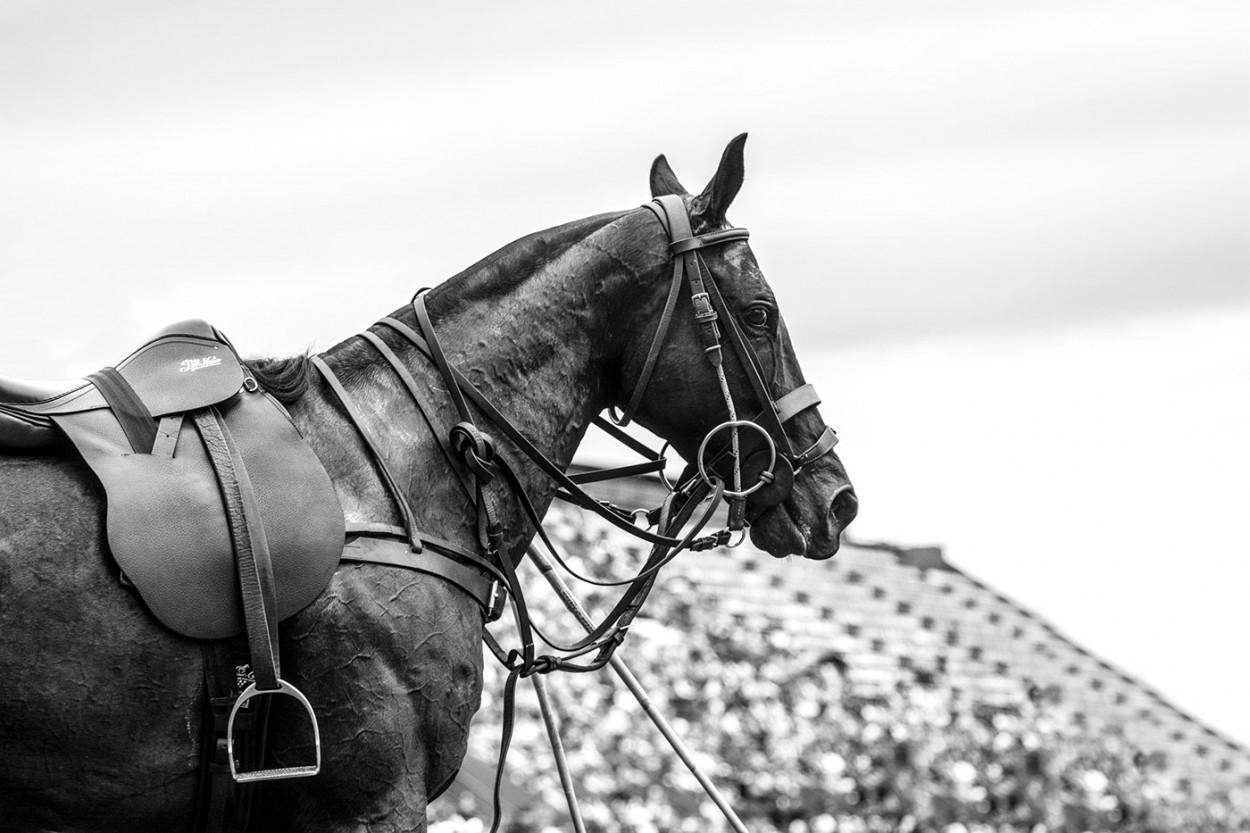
top-left (748, 463), bottom-right (857, 560)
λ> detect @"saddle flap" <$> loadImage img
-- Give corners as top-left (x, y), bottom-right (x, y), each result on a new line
top-left (52, 389), bottom-right (345, 639)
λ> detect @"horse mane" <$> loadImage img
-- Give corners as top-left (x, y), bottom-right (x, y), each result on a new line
top-left (243, 209), bottom-right (635, 407)
top-left (245, 354), bottom-right (313, 405)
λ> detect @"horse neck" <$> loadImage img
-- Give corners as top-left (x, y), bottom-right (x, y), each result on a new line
top-left (306, 208), bottom-right (666, 551)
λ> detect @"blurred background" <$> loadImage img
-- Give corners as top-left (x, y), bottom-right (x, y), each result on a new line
top-left (1, 0), bottom-right (1247, 826)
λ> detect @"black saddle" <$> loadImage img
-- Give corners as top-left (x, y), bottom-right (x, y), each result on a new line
top-left (0, 319), bottom-right (344, 640)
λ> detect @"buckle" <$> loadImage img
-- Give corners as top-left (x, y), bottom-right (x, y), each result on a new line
top-left (486, 581), bottom-right (508, 623)
top-left (691, 292), bottom-right (718, 322)
top-left (227, 679), bottom-right (321, 782)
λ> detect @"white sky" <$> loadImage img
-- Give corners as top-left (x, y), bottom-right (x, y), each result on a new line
top-left (1, 1), bottom-right (1247, 741)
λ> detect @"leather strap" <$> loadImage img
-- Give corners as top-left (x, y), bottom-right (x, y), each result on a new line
top-left (151, 414), bottom-right (183, 458)
top-left (311, 356), bottom-right (425, 554)
top-left (616, 199), bottom-right (751, 427)
top-left (795, 425), bottom-right (839, 468)
top-left (343, 521), bottom-right (497, 572)
top-left (312, 355), bottom-right (509, 617)
top-left (340, 536), bottom-right (504, 621)
top-left (669, 227), bottom-right (751, 252)
top-left (358, 330), bottom-right (477, 501)
top-left (775, 383), bottom-right (820, 423)
top-left (193, 642), bottom-right (266, 833)
top-left (616, 245), bottom-right (685, 426)
top-left (566, 460), bottom-right (667, 485)
top-left (87, 367), bottom-right (158, 453)
top-left (697, 258), bottom-right (793, 458)
top-left (193, 408), bottom-right (281, 692)
top-left (414, 294), bottom-right (473, 425)
top-left (591, 414), bottom-right (666, 460)
top-left (378, 311), bottom-right (716, 550)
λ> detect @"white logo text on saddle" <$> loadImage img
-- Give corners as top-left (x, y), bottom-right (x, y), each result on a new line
top-left (179, 356), bottom-right (223, 373)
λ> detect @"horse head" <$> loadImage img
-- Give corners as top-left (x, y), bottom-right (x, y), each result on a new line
top-left (613, 134), bottom-right (857, 559)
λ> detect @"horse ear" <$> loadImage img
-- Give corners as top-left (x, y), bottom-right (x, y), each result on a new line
top-left (649, 154), bottom-right (689, 198)
top-left (691, 133), bottom-right (747, 227)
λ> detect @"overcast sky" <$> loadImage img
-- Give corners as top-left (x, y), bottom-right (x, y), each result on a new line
top-left (2, 1), bottom-right (1247, 742)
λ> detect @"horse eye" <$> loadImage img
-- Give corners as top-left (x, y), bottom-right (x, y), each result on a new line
top-left (743, 306), bottom-right (771, 328)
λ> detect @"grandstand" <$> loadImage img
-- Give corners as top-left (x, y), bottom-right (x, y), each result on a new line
top-left (556, 471), bottom-right (1250, 795)
top-left (437, 471), bottom-right (1250, 829)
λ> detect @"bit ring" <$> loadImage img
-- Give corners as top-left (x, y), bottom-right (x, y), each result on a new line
top-left (696, 420), bottom-right (777, 499)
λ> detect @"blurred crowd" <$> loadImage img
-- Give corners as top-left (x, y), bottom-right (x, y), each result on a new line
top-left (429, 523), bottom-right (1250, 833)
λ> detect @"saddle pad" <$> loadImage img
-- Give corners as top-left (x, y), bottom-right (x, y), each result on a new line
top-left (53, 388), bottom-right (345, 639)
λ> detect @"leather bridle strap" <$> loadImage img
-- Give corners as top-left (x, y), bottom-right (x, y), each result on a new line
top-left (377, 309), bottom-right (721, 551)
top-left (409, 295), bottom-right (538, 671)
top-left (696, 248), bottom-right (793, 459)
top-left (615, 246), bottom-right (685, 426)
top-left (613, 199), bottom-right (750, 427)
top-left (637, 196), bottom-right (841, 498)
top-left (776, 383), bottom-right (820, 423)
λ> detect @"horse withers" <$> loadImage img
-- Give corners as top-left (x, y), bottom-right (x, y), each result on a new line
top-left (0, 135), bottom-right (856, 832)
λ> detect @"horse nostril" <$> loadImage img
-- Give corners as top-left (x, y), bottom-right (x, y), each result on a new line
top-left (829, 487), bottom-right (858, 528)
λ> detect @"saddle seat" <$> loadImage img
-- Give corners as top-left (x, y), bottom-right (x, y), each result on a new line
top-left (0, 372), bottom-right (87, 406)
top-left (0, 318), bottom-right (344, 640)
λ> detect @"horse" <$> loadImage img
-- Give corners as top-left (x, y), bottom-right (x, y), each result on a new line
top-left (0, 135), bottom-right (857, 832)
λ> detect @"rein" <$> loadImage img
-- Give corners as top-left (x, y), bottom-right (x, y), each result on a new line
top-left (312, 195), bottom-right (840, 832)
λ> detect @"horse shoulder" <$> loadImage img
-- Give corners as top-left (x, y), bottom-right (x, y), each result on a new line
top-left (260, 564), bottom-right (486, 829)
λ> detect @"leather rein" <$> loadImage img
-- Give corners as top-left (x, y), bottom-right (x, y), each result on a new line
top-left (309, 195), bottom-right (839, 831)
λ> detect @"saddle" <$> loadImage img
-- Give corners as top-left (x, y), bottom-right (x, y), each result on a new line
top-left (2, 320), bottom-right (346, 791)
top-left (0, 319), bottom-right (344, 641)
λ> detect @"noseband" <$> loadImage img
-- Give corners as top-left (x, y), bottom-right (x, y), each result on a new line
top-left (618, 195), bottom-right (839, 524)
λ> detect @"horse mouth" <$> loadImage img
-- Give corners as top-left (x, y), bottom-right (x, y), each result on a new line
top-left (748, 487), bottom-right (851, 561)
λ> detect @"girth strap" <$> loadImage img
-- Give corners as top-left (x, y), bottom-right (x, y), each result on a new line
top-left (193, 643), bottom-right (267, 833)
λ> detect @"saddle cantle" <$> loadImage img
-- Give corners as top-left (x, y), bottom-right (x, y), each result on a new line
top-left (0, 319), bottom-right (345, 640)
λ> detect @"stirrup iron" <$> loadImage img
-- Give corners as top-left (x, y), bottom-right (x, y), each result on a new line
top-left (227, 679), bottom-right (322, 782)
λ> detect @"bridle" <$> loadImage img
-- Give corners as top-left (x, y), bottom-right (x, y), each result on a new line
top-left (620, 194), bottom-right (839, 528)
top-left (310, 194), bottom-right (842, 832)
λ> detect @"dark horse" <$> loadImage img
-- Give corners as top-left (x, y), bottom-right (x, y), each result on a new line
top-left (0, 136), bottom-right (856, 832)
